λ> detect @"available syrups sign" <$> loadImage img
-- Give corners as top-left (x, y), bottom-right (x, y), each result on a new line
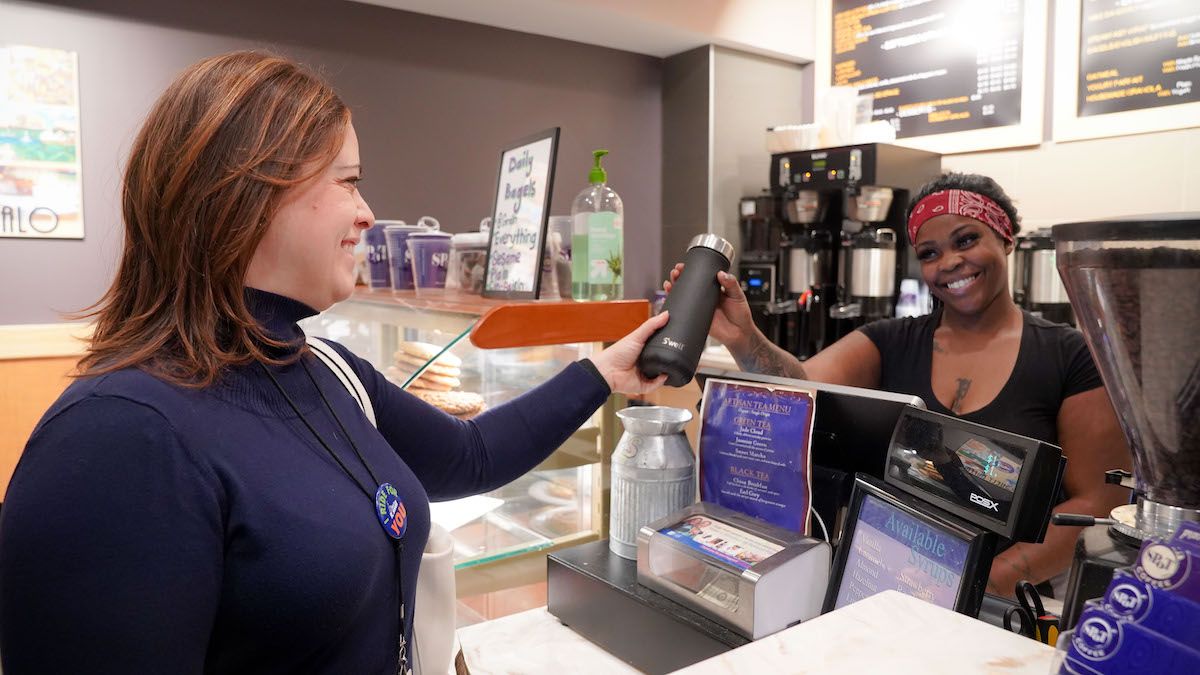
top-left (0, 45), bottom-right (84, 239)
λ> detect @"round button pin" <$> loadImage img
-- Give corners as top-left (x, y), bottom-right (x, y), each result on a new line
top-left (375, 483), bottom-right (407, 539)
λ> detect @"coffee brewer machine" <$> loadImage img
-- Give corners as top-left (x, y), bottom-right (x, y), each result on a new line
top-left (1052, 214), bottom-right (1200, 628)
top-left (776, 186), bottom-right (836, 356)
top-left (736, 191), bottom-right (788, 346)
top-left (1012, 228), bottom-right (1075, 326)
top-left (770, 144), bottom-right (941, 358)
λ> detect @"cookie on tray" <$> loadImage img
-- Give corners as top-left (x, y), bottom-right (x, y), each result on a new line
top-left (395, 341), bottom-right (463, 368)
top-left (393, 352), bottom-right (461, 378)
top-left (408, 379), bottom-right (455, 392)
top-left (413, 372), bottom-right (462, 389)
top-left (386, 367), bottom-right (457, 390)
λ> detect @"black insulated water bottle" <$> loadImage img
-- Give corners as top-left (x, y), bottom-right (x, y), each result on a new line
top-left (639, 234), bottom-right (735, 386)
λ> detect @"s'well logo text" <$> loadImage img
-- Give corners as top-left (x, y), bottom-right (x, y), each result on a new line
top-left (970, 492), bottom-right (1000, 513)
top-left (659, 337), bottom-right (685, 350)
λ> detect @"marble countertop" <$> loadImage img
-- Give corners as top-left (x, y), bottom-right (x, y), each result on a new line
top-left (675, 591), bottom-right (1055, 674)
top-left (457, 607), bottom-right (642, 675)
top-left (456, 591), bottom-right (1056, 675)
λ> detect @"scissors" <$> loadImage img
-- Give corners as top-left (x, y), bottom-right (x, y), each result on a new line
top-left (1002, 581), bottom-right (1060, 645)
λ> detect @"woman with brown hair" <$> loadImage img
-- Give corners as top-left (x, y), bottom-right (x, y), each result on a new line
top-left (0, 51), bottom-right (667, 674)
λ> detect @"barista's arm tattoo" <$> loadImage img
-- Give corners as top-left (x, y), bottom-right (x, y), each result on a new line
top-left (1014, 548), bottom-right (1036, 580)
top-left (950, 377), bottom-right (972, 413)
top-left (932, 340), bottom-right (946, 353)
top-left (734, 333), bottom-right (807, 380)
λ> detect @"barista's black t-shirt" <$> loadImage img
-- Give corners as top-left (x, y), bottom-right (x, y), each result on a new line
top-left (857, 309), bottom-right (1103, 446)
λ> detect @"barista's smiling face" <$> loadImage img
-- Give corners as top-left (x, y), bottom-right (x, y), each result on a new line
top-left (914, 214), bottom-right (1013, 316)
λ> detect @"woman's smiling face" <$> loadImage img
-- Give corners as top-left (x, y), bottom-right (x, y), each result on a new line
top-left (913, 213), bottom-right (1014, 316)
top-left (247, 123), bottom-right (375, 310)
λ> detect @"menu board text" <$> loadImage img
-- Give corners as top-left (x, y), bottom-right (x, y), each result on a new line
top-left (1078, 0), bottom-right (1200, 117)
top-left (832, 0), bottom-right (1025, 139)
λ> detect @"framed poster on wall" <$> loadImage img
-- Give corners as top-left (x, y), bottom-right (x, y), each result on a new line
top-left (0, 44), bottom-right (84, 239)
top-left (482, 127), bottom-right (560, 300)
top-left (816, 0), bottom-right (1047, 155)
top-left (1053, 0), bottom-right (1200, 142)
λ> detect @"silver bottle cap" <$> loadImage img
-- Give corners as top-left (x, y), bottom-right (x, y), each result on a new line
top-left (687, 234), bottom-right (735, 261)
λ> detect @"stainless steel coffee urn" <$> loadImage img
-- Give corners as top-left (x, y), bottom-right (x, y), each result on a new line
top-left (609, 406), bottom-right (697, 560)
top-left (783, 189), bottom-right (833, 295)
top-left (836, 186), bottom-right (898, 321)
top-left (1013, 229), bottom-right (1074, 326)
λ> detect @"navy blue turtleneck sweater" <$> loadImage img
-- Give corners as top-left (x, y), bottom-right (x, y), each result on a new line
top-left (0, 289), bottom-right (610, 674)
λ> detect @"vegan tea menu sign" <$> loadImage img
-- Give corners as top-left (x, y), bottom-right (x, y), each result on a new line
top-left (698, 378), bottom-right (816, 535)
top-left (483, 127), bottom-right (559, 300)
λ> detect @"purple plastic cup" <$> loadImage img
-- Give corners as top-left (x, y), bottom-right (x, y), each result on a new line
top-left (383, 223), bottom-right (426, 290)
top-left (364, 222), bottom-right (392, 289)
top-left (408, 231), bottom-right (453, 290)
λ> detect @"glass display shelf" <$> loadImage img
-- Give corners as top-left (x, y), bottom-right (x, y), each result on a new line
top-left (446, 465), bottom-right (594, 570)
top-left (301, 287), bottom-right (649, 591)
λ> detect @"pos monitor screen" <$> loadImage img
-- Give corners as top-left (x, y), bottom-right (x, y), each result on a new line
top-left (823, 474), bottom-right (995, 616)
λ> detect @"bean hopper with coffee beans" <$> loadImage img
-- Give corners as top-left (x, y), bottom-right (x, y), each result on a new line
top-left (1049, 214), bottom-right (1200, 629)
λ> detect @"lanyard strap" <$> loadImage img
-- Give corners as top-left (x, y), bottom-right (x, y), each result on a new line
top-left (261, 359), bottom-right (382, 494)
top-left (259, 359), bottom-right (411, 674)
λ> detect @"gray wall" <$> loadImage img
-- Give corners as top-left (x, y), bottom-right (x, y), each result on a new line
top-left (711, 47), bottom-right (807, 262)
top-left (0, 0), bottom-right (662, 324)
top-left (660, 46), bottom-right (712, 283)
top-left (660, 45), bottom-right (808, 276)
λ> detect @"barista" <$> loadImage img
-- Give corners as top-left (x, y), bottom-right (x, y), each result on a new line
top-left (666, 173), bottom-right (1131, 598)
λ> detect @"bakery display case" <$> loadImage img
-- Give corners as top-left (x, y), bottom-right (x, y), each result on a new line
top-left (300, 287), bottom-right (649, 595)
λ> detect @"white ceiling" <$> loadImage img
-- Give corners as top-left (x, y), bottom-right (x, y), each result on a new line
top-left (349, 0), bottom-right (817, 62)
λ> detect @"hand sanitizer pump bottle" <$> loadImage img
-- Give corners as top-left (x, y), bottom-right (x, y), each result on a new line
top-left (571, 149), bottom-right (624, 300)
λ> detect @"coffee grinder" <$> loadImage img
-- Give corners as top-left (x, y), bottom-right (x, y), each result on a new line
top-left (1012, 228), bottom-right (1075, 326)
top-left (770, 144), bottom-right (941, 358)
top-left (1051, 214), bottom-right (1200, 629)
top-left (736, 191), bottom-right (788, 346)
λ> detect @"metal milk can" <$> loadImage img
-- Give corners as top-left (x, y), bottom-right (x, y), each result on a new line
top-left (609, 406), bottom-right (697, 560)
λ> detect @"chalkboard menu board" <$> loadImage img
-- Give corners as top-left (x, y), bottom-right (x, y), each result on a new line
top-left (1077, 0), bottom-right (1200, 117)
top-left (831, 0), bottom-right (1026, 140)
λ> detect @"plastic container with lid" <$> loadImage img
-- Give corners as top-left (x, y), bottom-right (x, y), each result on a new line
top-left (408, 230), bottom-right (453, 290)
top-left (538, 215), bottom-right (573, 300)
top-left (447, 219), bottom-right (491, 294)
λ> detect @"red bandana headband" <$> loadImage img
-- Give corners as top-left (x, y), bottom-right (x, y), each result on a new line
top-left (907, 189), bottom-right (1013, 244)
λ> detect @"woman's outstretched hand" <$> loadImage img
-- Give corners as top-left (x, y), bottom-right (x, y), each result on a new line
top-left (663, 264), bottom-right (758, 354)
top-left (591, 311), bottom-right (671, 394)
